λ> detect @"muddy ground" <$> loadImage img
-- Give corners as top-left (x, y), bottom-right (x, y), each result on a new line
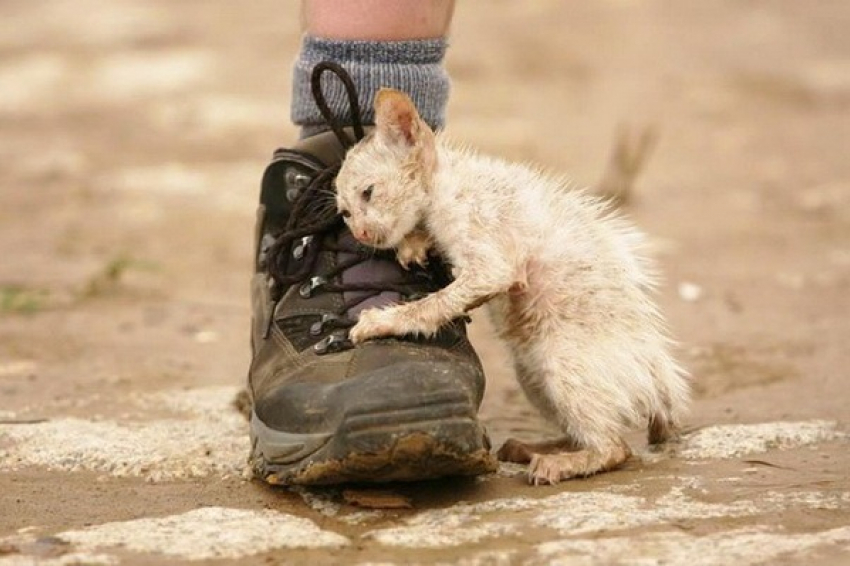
top-left (0, 1), bottom-right (848, 564)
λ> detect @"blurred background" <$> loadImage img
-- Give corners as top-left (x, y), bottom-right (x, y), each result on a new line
top-left (2, 0), bottom-right (847, 425)
top-left (0, 0), bottom-right (848, 553)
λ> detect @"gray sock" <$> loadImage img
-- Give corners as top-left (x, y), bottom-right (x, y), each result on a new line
top-left (291, 36), bottom-right (450, 137)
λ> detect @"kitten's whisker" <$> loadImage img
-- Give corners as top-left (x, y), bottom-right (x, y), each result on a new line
top-left (316, 188), bottom-right (338, 199)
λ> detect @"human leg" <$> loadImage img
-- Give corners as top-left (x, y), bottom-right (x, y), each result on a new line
top-left (246, 1), bottom-right (495, 485)
top-left (293, 0), bottom-right (455, 136)
top-left (302, 0), bottom-right (455, 41)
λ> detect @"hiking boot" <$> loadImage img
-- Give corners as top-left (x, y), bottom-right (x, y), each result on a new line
top-left (246, 65), bottom-right (496, 485)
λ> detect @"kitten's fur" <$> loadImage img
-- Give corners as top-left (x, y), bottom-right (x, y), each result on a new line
top-left (335, 89), bottom-right (690, 485)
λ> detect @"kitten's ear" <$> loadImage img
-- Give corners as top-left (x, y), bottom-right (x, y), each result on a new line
top-left (374, 88), bottom-right (425, 147)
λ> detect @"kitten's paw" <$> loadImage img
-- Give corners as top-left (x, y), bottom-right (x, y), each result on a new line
top-left (396, 244), bottom-right (429, 269)
top-left (497, 437), bottom-right (581, 464)
top-left (395, 233), bottom-right (431, 269)
top-left (528, 453), bottom-right (583, 486)
top-left (528, 455), bottom-right (561, 486)
top-left (526, 442), bottom-right (631, 486)
top-left (349, 308), bottom-right (403, 344)
top-left (496, 438), bottom-right (535, 464)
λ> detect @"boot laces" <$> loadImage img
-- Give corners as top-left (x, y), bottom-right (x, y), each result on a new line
top-left (264, 62), bottom-right (450, 350)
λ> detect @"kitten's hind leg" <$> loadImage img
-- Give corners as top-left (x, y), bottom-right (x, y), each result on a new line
top-left (505, 333), bottom-right (635, 485)
top-left (496, 437), bottom-right (582, 464)
top-left (526, 439), bottom-right (631, 485)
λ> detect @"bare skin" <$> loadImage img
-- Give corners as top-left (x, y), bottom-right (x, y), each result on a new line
top-left (302, 0), bottom-right (455, 41)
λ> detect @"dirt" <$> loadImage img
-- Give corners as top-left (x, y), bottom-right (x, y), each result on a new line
top-left (1, 0), bottom-right (849, 564)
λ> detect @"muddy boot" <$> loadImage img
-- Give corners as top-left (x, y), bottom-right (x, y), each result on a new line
top-left (247, 66), bottom-right (496, 486)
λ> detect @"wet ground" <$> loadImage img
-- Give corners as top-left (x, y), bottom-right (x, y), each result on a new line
top-left (1, 1), bottom-right (848, 564)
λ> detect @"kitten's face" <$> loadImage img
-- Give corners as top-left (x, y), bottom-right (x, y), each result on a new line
top-left (335, 88), bottom-right (436, 249)
top-left (336, 134), bottom-right (429, 249)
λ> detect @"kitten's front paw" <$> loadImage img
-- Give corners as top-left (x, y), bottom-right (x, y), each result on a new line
top-left (396, 242), bottom-right (429, 269)
top-left (349, 308), bottom-right (403, 344)
top-left (395, 231), bottom-right (432, 270)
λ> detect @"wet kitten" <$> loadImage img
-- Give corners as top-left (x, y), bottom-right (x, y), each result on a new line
top-left (335, 89), bottom-right (690, 485)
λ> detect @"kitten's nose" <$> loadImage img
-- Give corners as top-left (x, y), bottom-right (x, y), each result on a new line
top-left (356, 229), bottom-right (371, 242)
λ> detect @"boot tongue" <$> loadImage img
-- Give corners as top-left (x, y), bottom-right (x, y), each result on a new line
top-left (337, 231), bottom-right (407, 317)
top-left (286, 129), bottom-right (418, 318)
top-left (293, 130), bottom-right (348, 167)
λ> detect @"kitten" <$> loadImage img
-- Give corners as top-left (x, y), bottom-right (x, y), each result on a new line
top-left (335, 89), bottom-right (690, 485)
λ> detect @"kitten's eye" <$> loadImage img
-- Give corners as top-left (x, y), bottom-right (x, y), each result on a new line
top-left (361, 185), bottom-right (374, 202)
top-left (340, 209), bottom-right (351, 219)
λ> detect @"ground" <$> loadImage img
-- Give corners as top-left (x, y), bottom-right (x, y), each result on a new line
top-left (0, 1), bottom-right (848, 564)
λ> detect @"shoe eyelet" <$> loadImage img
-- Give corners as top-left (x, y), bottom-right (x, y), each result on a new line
top-left (285, 168), bottom-right (312, 188)
top-left (310, 313), bottom-right (339, 336)
top-left (299, 276), bottom-right (327, 299)
top-left (314, 333), bottom-right (350, 355)
top-left (284, 168), bottom-right (312, 202)
top-left (292, 236), bottom-right (312, 260)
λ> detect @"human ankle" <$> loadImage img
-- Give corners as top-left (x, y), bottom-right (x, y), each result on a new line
top-left (291, 36), bottom-right (450, 138)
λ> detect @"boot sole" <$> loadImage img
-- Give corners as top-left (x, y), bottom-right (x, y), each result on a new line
top-left (249, 395), bottom-right (497, 486)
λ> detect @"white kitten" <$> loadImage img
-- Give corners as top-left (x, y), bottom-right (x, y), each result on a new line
top-left (335, 89), bottom-right (690, 485)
